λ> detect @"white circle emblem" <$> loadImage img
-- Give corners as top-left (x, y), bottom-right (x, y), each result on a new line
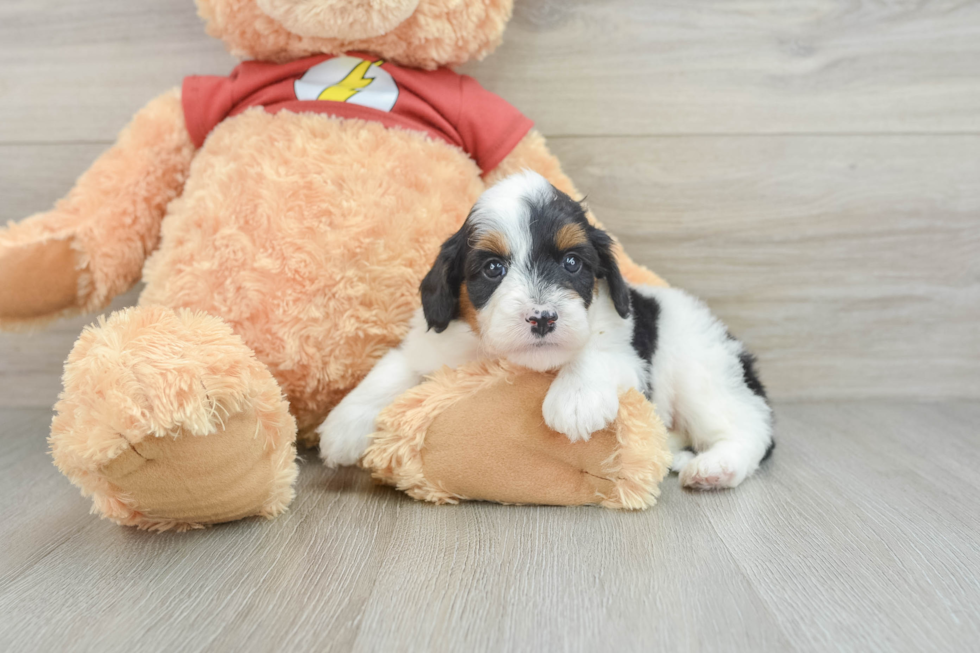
top-left (294, 56), bottom-right (399, 112)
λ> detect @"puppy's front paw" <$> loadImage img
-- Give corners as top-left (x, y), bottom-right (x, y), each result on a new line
top-left (542, 376), bottom-right (619, 443)
top-left (316, 404), bottom-right (376, 468)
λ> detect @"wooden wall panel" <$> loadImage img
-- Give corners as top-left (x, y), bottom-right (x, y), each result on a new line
top-left (1, 1), bottom-right (978, 402)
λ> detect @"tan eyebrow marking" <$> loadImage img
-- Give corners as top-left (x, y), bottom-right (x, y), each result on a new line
top-left (473, 231), bottom-right (510, 257)
top-left (458, 284), bottom-right (481, 335)
top-left (555, 223), bottom-right (587, 251)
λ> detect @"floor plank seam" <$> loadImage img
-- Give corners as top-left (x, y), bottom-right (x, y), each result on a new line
top-left (692, 493), bottom-right (803, 652)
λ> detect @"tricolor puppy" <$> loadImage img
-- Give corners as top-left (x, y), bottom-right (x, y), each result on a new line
top-left (318, 171), bottom-right (774, 489)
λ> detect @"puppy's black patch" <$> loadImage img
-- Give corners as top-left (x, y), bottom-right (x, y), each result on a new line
top-left (588, 227), bottom-right (631, 318)
top-left (523, 187), bottom-right (631, 318)
top-left (761, 438), bottom-right (776, 462)
top-left (628, 289), bottom-right (660, 363)
top-left (464, 248), bottom-right (509, 309)
top-left (419, 222), bottom-right (469, 332)
top-left (524, 189), bottom-right (598, 304)
top-left (736, 347), bottom-right (775, 462)
top-left (738, 350), bottom-right (767, 399)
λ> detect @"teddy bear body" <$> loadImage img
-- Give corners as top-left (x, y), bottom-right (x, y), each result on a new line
top-left (143, 106), bottom-right (485, 439)
top-left (0, 0), bottom-right (669, 529)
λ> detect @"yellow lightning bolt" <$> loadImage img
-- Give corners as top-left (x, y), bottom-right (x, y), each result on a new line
top-left (318, 59), bottom-right (385, 102)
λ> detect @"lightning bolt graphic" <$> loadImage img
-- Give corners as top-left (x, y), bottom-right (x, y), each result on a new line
top-left (318, 59), bottom-right (385, 102)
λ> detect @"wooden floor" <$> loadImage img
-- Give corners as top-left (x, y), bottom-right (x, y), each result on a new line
top-left (1, 401), bottom-right (978, 652)
top-left (1, 1), bottom-right (979, 651)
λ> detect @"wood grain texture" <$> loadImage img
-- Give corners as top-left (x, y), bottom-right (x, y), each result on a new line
top-left (0, 1), bottom-right (234, 144)
top-left (469, 0), bottom-right (980, 136)
top-left (547, 135), bottom-right (980, 399)
top-left (3, 0), bottom-right (980, 142)
top-left (699, 402), bottom-right (980, 652)
top-left (0, 287), bottom-right (141, 408)
top-left (1, 402), bottom-right (978, 652)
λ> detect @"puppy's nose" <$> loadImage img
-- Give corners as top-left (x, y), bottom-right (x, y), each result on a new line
top-left (526, 310), bottom-right (558, 337)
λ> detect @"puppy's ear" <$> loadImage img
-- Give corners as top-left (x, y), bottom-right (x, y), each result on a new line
top-left (420, 225), bottom-right (468, 332)
top-left (590, 227), bottom-right (632, 318)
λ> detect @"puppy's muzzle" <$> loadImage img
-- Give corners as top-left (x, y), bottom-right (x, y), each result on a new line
top-left (526, 310), bottom-right (558, 337)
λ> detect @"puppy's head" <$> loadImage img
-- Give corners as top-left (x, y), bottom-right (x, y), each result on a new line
top-left (420, 170), bottom-right (631, 371)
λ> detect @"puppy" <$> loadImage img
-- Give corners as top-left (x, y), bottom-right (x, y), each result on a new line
top-left (318, 171), bottom-right (774, 489)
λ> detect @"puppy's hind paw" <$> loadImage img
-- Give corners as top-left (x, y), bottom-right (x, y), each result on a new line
top-left (670, 448), bottom-right (696, 474)
top-left (679, 448), bottom-right (748, 490)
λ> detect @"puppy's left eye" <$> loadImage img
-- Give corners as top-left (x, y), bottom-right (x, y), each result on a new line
top-left (483, 259), bottom-right (507, 279)
top-left (563, 254), bottom-right (582, 273)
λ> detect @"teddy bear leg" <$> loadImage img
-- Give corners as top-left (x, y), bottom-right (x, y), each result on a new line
top-left (49, 305), bottom-right (298, 531)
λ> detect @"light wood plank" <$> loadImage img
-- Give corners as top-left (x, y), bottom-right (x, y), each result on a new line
top-left (347, 499), bottom-right (790, 652)
top-left (0, 287), bottom-right (142, 408)
top-left (0, 144), bottom-right (108, 219)
top-left (478, 0), bottom-right (980, 135)
top-left (1, 402), bottom-right (979, 652)
top-left (3, 1), bottom-right (980, 142)
top-left (695, 402), bottom-right (980, 652)
top-left (0, 1), bottom-right (234, 143)
top-left (547, 134), bottom-right (980, 400)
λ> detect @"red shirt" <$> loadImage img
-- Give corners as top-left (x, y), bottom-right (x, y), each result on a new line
top-left (182, 53), bottom-right (533, 174)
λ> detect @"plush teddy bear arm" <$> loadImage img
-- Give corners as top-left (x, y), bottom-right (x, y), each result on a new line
top-left (485, 130), bottom-right (667, 288)
top-left (0, 89), bottom-right (196, 330)
top-left (365, 361), bottom-right (671, 509)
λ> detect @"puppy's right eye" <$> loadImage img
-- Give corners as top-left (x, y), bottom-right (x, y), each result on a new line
top-left (483, 259), bottom-right (507, 279)
top-left (563, 254), bottom-right (582, 274)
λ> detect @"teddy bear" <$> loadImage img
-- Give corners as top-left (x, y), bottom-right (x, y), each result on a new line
top-left (0, 0), bottom-right (670, 530)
